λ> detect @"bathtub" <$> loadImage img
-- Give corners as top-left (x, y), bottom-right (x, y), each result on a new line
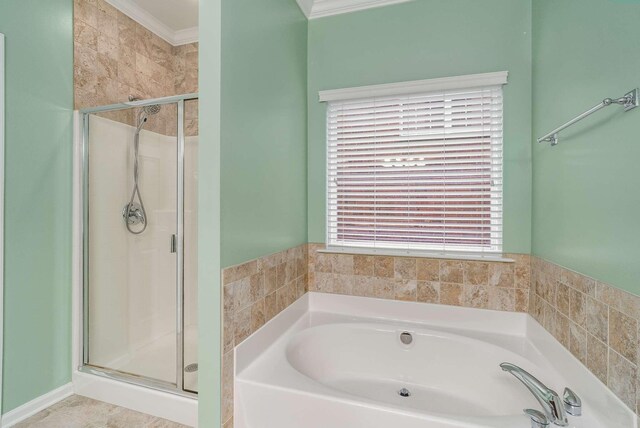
top-left (235, 293), bottom-right (635, 428)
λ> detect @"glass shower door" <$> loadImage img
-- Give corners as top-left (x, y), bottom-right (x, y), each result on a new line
top-left (84, 102), bottom-right (181, 389)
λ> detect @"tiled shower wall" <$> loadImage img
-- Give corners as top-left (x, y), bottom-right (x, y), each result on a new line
top-left (530, 257), bottom-right (640, 415)
top-left (73, 0), bottom-right (198, 134)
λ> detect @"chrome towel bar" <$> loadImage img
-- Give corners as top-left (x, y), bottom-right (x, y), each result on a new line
top-left (538, 88), bottom-right (638, 146)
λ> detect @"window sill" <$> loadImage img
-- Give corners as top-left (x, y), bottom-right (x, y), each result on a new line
top-left (318, 247), bottom-right (514, 263)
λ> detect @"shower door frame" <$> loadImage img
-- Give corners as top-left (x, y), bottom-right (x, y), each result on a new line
top-left (0, 33), bottom-right (5, 416)
top-left (78, 93), bottom-right (198, 398)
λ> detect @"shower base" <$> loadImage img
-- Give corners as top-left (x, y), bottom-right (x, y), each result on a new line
top-left (73, 325), bottom-right (198, 425)
top-left (114, 325), bottom-right (198, 392)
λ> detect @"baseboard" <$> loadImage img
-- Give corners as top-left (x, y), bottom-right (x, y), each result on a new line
top-left (1, 383), bottom-right (74, 427)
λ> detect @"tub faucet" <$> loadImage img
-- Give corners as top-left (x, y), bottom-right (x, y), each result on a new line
top-left (500, 362), bottom-right (568, 426)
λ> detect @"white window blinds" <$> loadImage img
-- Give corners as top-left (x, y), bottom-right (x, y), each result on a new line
top-left (326, 84), bottom-right (504, 255)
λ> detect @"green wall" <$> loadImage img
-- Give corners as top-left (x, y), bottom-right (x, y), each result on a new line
top-left (307, 0), bottom-right (533, 253)
top-left (0, 0), bottom-right (74, 413)
top-left (220, 0), bottom-right (308, 268)
top-left (532, 0), bottom-right (640, 294)
top-left (198, 0), bottom-right (222, 426)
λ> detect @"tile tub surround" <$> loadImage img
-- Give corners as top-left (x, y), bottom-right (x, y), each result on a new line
top-left (308, 244), bottom-right (531, 312)
top-left (74, 0), bottom-right (199, 135)
top-left (222, 244), bottom-right (309, 426)
top-left (530, 256), bottom-right (640, 416)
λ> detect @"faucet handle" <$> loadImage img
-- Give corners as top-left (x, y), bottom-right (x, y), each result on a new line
top-left (563, 387), bottom-right (582, 416)
top-left (524, 408), bottom-right (550, 428)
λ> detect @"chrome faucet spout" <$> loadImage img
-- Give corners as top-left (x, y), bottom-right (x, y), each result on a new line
top-left (500, 362), bottom-right (568, 426)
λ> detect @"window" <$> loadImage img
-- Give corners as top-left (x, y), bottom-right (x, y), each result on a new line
top-left (322, 72), bottom-right (506, 255)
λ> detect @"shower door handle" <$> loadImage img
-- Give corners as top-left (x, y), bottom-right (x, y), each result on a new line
top-left (170, 234), bottom-right (177, 253)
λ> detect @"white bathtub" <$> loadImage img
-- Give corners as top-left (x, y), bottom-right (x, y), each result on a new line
top-left (235, 293), bottom-right (635, 428)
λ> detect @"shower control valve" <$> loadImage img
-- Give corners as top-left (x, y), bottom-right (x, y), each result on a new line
top-left (122, 202), bottom-right (146, 226)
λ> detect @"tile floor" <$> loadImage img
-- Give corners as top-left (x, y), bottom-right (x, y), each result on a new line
top-left (14, 395), bottom-right (191, 428)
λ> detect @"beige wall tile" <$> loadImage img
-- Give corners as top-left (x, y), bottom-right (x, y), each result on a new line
top-left (440, 260), bottom-right (463, 284)
top-left (416, 259), bottom-right (439, 281)
top-left (488, 262), bottom-right (514, 288)
top-left (75, 0), bottom-right (98, 28)
top-left (462, 284), bottom-right (488, 309)
top-left (332, 254), bottom-right (354, 275)
top-left (609, 308), bottom-right (638, 363)
top-left (250, 300), bottom-right (265, 333)
top-left (608, 350), bottom-right (637, 410)
top-left (249, 272), bottom-right (265, 303)
top-left (510, 254), bottom-right (531, 289)
top-left (568, 321), bottom-right (587, 364)
top-left (556, 282), bottom-right (570, 316)
top-left (224, 260), bottom-right (257, 285)
top-left (334, 274), bottom-right (353, 295)
top-left (394, 257), bottom-right (417, 280)
top-left (586, 297), bottom-right (609, 344)
top-left (97, 9), bottom-right (118, 40)
top-left (231, 277), bottom-right (251, 312)
top-left (515, 288), bottom-right (529, 312)
top-left (223, 310), bottom-right (234, 355)
top-left (370, 277), bottom-right (394, 299)
top-left (569, 287), bottom-right (586, 327)
top-left (417, 281), bottom-right (439, 304)
top-left (440, 282), bottom-right (463, 306)
top-left (354, 255), bottom-right (374, 276)
top-left (264, 291), bottom-right (277, 322)
top-left (234, 307), bottom-right (251, 344)
top-left (222, 352), bottom-right (233, 423)
top-left (587, 333), bottom-right (608, 384)
top-left (463, 262), bottom-right (489, 286)
top-left (75, 19), bottom-right (99, 50)
top-left (264, 266), bottom-right (278, 295)
top-left (553, 312), bottom-right (570, 349)
top-left (394, 279), bottom-right (417, 302)
top-left (96, 0), bottom-right (118, 17)
top-left (314, 253), bottom-right (332, 273)
top-left (374, 256), bottom-right (394, 278)
top-left (488, 287), bottom-right (515, 312)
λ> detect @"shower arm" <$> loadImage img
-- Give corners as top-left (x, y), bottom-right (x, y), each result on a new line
top-left (537, 88), bottom-right (638, 146)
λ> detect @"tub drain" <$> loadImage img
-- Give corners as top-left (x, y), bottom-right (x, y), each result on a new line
top-left (398, 388), bottom-right (411, 397)
top-left (184, 363), bottom-right (198, 373)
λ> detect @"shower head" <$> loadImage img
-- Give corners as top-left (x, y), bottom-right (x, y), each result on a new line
top-left (129, 96), bottom-right (161, 123)
top-left (143, 104), bottom-right (161, 115)
top-left (135, 104), bottom-right (161, 128)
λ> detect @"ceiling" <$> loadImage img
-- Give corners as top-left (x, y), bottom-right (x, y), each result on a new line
top-left (130, 0), bottom-right (198, 31)
top-left (106, 0), bottom-right (198, 45)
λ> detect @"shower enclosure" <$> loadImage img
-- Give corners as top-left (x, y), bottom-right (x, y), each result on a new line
top-left (79, 93), bottom-right (199, 397)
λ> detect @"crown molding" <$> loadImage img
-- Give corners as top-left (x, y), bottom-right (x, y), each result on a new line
top-left (295, 0), bottom-right (315, 17)
top-left (104, 0), bottom-right (198, 46)
top-left (173, 26), bottom-right (199, 46)
top-left (296, 0), bottom-right (413, 19)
